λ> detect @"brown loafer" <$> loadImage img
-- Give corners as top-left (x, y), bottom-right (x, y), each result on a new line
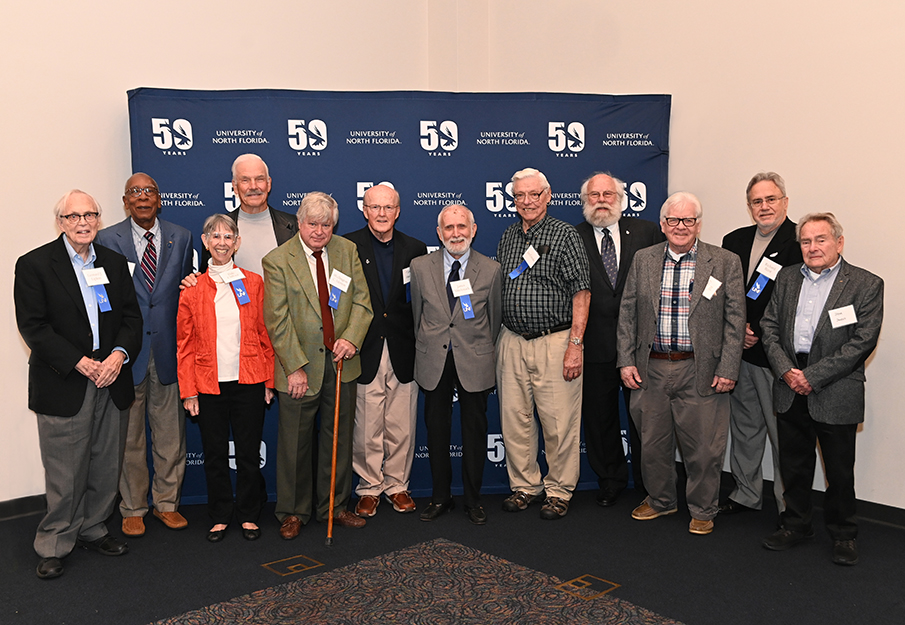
top-left (631, 501), bottom-right (677, 520)
top-left (153, 509), bottom-right (188, 530)
top-left (689, 518), bottom-right (714, 535)
top-left (280, 515), bottom-right (302, 540)
top-left (122, 516), bottom-right (145, 537)
top-left (334, 510), bottom-right (366, 528)
top-left (355, 495), bottom-right (379, 517)
top-left (387, 491), bottom-right (416, 513)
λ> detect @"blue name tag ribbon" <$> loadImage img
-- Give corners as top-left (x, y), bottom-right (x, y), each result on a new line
top-left (231, 279), bottom-right (251, 305)
top-left (460, 294), bottom-right (475, 319)
top-left (746, 274), bottom-right (770, 300)
top-left (508, 259), bottom-right (529, 280)
top-left (329, 285), bottom-right (343, 310)
top-left (94, 285), bottom-right (111, 312)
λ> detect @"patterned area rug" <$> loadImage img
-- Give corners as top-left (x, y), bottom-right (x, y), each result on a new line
top-left (153, 538), bottom-right (683, 624)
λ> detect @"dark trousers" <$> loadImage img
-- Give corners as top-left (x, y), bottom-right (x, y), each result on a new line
top-left (582, 360), bottom-right (643, 494)
top-left (778, 393), bottom-right (858, 540)
top-left (422, 350), bottom-right (490, 508)
top-left (197, 382), bottom-right (267, 525)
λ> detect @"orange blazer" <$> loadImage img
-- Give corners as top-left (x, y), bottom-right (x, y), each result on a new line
top-left (177, 267), bottom-right (274, 397)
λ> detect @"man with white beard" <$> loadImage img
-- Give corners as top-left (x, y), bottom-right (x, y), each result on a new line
top-left (575, 172), bottom-right (663, 506)
top-left (409, 204), bottom-right (502, 525)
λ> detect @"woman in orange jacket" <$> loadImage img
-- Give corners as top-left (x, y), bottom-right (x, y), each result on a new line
top-left (177, 214), bottom-right (274, 542)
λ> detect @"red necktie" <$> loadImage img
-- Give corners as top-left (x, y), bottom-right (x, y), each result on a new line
top-left (313, 250), bottom-right (335, 350)
top-left (140, 231), bottom-right (157, 292)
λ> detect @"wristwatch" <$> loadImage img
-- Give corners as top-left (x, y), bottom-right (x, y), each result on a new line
top-left (569, 336), bottom-right (583, 347)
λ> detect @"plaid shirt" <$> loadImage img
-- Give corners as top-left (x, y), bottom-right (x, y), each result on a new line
top-left (653, 241), bottom-right (697, 352)
top-left (497, 215), bottom-right (591, 335)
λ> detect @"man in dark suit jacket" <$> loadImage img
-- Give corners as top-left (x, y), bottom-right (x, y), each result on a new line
top-left (15, 190), bottom-right (142, 579)
top-left (617, 192), bottom-right (745, 536)
top-left (760, 213), bottom-right (883, 566)
top-left (343, 184), bottom-right (427, 518)
top-left (96, 173), bottom-right (194, 537)
top-left (199, 154), bottom-right (297, 273)
top-left (576, 172), bottom-right (663, 506)
top-left (411, 204), bottom-right (502, 525)
top-left (720, 172), bottom-right (802, 516)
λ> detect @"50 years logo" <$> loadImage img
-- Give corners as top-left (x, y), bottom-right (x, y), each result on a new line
top-left (548, 121), bottom-right (584, 154)
top-left (288, 119), bottom-right (328, 151)
top-left (151, 118), bottom-right (193, 152)
top-left (420, 120), bottom-right (458, 152)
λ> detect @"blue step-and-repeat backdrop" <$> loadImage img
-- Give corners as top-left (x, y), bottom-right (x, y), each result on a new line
top-left (127, 88), bottom-right (671, 504)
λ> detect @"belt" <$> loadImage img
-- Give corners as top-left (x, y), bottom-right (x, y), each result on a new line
top-left (518, 322), bottom-right (572, 341)
top-left (649, 350), bottom-right (694, 361)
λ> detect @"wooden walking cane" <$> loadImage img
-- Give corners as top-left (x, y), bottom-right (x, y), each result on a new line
top-left (326, 358), bottom-right (343, 546)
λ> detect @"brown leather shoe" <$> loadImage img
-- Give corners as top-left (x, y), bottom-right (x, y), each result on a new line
top-left (153, 509), bottom-right (188, 530)
top-left (355, 495), bottom-right (379, 517)
top-left (122, 516), bottom-right (145, 537)
top-left (280, 515), bottom-right (302, 540)
top-left (334, 510), bottom-right (366, 528)
top-left (689, 518), bottom-right (714, 535)
top-left (631, 501), bottom-right (678, 520)
top-left (387, 491), bottom-right (416, 513)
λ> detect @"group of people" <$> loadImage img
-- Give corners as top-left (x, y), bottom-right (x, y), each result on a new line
top-left (15, 154), bottom-right (883, 580)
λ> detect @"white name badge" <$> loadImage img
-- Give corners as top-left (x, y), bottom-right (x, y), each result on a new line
top-left (755, 257), bottom-right (782, 281)
top-left (329, 269), bottom-right (351, 292)
top-left (829, 304), bottom-right (858, 328)
top-left (127, 261), bottom-right (136, 276)
top-left (402, 267), bottom-right (412, 285)
top-left (221, 268), bottom-right (245, 283)
top-left (82, 267), bottom-right (110, 286)
top-left (523, 245), bottom-right (540, 268)
top-left (702, 276), bottom-right (722, 300)
top-left (450, 278), bottom-right (473, 298)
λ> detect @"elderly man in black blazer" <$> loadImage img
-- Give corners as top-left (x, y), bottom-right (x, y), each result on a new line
top-left (760, 212), bottom-right (883, 566)
top-left (719, 172), bottom-right (802, 516)
top-left (344, 184), bottom-right (427, 518)
top-left (15, 190), bottom-right (142, 579)
top-left (576, 172), bottom-right (663, 506)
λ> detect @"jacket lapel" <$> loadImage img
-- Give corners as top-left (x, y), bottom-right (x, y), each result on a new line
top-left (287, 237), bottom-right (322, 318)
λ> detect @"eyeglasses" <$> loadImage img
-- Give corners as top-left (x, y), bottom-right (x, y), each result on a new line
top-left (587, 190), bottom-right (619, 202)
top-left (363, 204), bottom-right (399, 213)
top-left (126, 187), bottom-right (159, 198)
top-left (59, 212), bottom-right (99, 224)
top-left (206, 232), bottom-right (236, 241)
top-left (663, 217), bottom-right (698, 227)
top-left (748, 195), bottom-right (785, 208)
top-left (513, 190), bottom-right (547, 203)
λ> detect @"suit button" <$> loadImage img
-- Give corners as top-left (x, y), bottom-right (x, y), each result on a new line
top-left (319, 348), bottom-right (324, 353)
top-left (449, 323), bottom-right (454, 328)
top-left (146, 331), bottom-right (151, 335)
top-left (383, 313), bottom-right (388, 318)
top-left (442, 344), bottom-right (448, 350)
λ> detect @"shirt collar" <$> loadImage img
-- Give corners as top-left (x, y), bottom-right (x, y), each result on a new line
top-left (63, 236), bottom-right (96, 265)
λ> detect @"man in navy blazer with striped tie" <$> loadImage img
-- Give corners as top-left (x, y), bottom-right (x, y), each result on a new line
top-left (96, 173), bottom-right (194, 538)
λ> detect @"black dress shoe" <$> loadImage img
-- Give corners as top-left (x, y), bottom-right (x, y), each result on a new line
top-left (207, 528), bottom-right (226, 543)
top-left (420, 499), bottom-right (455, 521)
top-left (77, 535), bottom-right (129, 556)
top-left (596, 488), bottom-right (622, 507)
top-left (833, 539), bottom-right (859, 566)
top-left (36, 557), bottom-right (64, 579)
top-left (762, 527), bottom-right (814, 551)
top-left (464, 506), bottom-right (487, 525)
top-left (719, 499), bottom-right (755, 515)
top-left (242, 527), bottom-right (261, 541)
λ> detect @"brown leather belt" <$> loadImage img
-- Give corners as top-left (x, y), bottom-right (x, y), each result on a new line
top-left (649, 350), bottom-right (694, 361)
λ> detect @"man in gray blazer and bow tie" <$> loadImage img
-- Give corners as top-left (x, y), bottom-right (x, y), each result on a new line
top-left (760, 212), bottom-right (883, 566)
top-left (617, 191), bottom-right (745, 536)
top-left (410, 204), bottom-right (502, 525)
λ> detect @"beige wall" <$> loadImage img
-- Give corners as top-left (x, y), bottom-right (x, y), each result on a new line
top-left (3, 0), bottom-right (902, 507)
